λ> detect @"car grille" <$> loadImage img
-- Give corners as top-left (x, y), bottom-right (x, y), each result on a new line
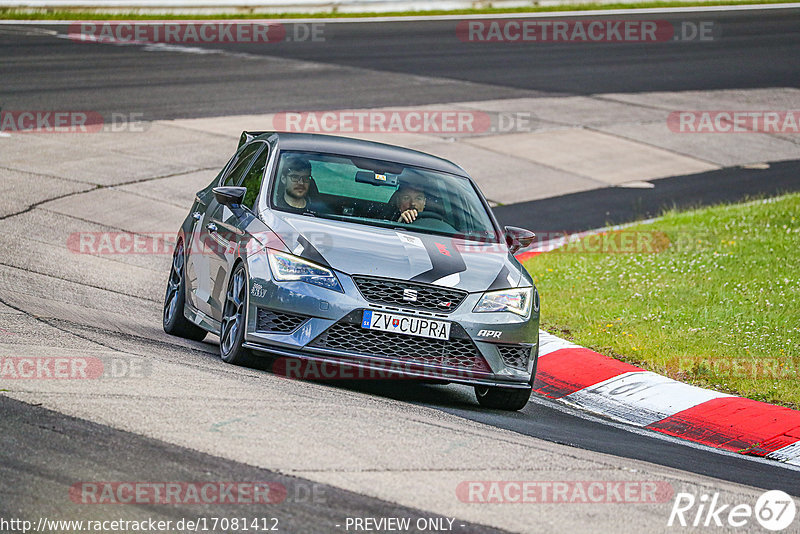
top-left (256, 308), bottom-right (309, 334)
top-left (497, 344), bottom-right (532, 370)
top-left (352, 275), bottom-right (467, 314)
top-left (310, 318), bottom-right (490, 371)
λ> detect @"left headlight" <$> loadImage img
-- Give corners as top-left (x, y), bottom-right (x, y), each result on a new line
top-left (267, 249), bottom-right (343, 292)
top-left (474, 287), bottom-right (533, 317)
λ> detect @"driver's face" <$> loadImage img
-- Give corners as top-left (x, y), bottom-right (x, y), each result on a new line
top-left (284, 169), bottom-right (311, 199)
top-left (397, 188), bottom-right (426, 212)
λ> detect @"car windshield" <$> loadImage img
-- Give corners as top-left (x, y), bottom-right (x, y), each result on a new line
top-left (269, 150), bottom-right (500, 242)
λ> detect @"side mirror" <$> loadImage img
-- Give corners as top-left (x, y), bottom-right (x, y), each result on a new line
top-left (213, 186), bottom-right (247, 207)
top-left (504, 226), bottom-right (536, 254)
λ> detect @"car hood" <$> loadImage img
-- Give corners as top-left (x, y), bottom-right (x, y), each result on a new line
top-left (266, 212), bottom-right (523, 293)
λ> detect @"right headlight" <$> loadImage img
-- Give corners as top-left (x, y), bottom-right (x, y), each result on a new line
top-left (473, 287), bottom-right (533, 317)
top-left (267, 249), bottom-right (343, 292)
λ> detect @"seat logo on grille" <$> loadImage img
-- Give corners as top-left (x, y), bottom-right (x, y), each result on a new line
top-left (402, 289), bottom-right (418, 302)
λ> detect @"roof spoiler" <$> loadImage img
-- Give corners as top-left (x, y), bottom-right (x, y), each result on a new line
top-left (238, 131), bottom-right (271, 149)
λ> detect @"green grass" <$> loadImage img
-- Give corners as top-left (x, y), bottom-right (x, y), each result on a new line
top-left (1, 0), bottom-right (798, 20)
top-left (523, 193), bottom-right (800, 409)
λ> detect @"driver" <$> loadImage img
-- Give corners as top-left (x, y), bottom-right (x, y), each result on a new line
top-left (275, 155), bottom-right (323, 214)
top-left (393, 185), bottom-right (427, 224)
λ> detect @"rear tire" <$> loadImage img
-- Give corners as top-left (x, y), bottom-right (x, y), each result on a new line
top-left (163, 240), bottom-right (207, 342)
top-left (474, 385), bottom-right (532, 411)
top-left (219, 263), bottom-right (253, 366)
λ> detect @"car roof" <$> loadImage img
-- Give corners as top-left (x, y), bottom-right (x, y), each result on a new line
top-left (254, 132), bottom-right (469, 177)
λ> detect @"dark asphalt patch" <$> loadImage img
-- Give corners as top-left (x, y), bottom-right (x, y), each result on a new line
top-left (0, 395), bottom-right (506, 534)
top-left (493, 160), bottom-right (800, 233)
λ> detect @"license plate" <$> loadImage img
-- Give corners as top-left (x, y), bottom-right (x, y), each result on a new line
top-left (361, 310), bottom-right (450, 340)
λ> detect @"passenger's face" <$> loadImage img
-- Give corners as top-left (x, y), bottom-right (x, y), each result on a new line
top-left (397, 188), bottom-right (426, 212)
top-left (284, 169), bottom-right (311, 199)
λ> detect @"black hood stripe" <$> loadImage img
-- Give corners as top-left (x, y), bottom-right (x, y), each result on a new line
top-left (411, 235), bottom-right (467, 284)
top-left (296, 234), bottom-right (330, 268)
top-left (488, 264), bottom-right (513, 291)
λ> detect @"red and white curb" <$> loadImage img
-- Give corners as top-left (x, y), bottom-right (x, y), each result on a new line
top-left (533, 330), bottom-right (800, 466)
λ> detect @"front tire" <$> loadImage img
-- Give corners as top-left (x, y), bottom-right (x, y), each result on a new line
top-left (219, 263), bottom-right (253, 366)
top-left (474, 385), bottom-right (532, 411)
top-left (163, 241), bottom-right (207, 342)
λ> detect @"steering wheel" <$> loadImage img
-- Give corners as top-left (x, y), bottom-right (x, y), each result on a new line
top-left (413, 210), bottom-right (457, 232)
top-left (414, 210), bottom-right (445, 222)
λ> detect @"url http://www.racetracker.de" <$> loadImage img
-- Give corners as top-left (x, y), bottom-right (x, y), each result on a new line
top-left (0, 516), bottom-right (281, 533)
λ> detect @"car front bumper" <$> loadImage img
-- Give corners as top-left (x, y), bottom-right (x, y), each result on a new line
top-left (243, 255), bottom-right (539, 388)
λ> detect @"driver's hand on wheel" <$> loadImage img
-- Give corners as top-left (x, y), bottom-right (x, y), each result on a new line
top-left (398, 209), bottom-right (418, 224)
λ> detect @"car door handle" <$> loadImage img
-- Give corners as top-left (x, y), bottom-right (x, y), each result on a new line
top-left (206, 223), bottom-right (218, 233)
top-left (192, 211), bottom-right (202, 220)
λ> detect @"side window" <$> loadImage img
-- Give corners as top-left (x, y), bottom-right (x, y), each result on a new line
top-left (241, 146), bottom-right (269, 210)
top-left (221, 143), bottom-right (261, 187)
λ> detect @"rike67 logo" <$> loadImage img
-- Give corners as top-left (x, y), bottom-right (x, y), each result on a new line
top-left (668, 490), bottom-right (796, 531)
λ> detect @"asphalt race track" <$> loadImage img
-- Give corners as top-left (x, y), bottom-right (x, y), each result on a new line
top-left (1, 7), bottom-right (800, 533)
top-left (2, 9), bottom-right (800, 118)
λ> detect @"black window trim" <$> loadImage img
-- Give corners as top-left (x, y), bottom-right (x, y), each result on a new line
top-left (218, 141), bottom-right (268, 188)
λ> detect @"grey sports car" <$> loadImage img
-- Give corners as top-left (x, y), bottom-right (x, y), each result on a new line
top-left (163, 132), bottom-right (539, 410)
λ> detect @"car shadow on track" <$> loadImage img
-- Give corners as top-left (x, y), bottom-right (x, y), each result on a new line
top-left (235, 350), bottom-right (537, 415)
top-left (192, 338), bottom-right (535, 415)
